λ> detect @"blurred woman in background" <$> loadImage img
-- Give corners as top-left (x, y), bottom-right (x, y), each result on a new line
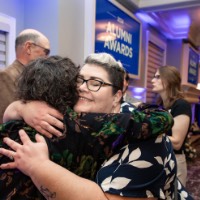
top-left (152, 65), bottom-right (192, 187)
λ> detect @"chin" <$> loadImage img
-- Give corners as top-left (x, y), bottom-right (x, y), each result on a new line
top-left (74, 106), bottom-right (90, 113)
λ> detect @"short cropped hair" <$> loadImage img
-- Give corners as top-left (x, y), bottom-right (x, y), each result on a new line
top-left (15, 33), bottom-right (40, 50)
top-left (84, 53), bottom-right (125, 95)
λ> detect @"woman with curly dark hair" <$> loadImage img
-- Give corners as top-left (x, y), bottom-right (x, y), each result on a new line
top-left (0, 56), bottom-right (79, 199)
top-left (17, 56), bottom-right (79, 113)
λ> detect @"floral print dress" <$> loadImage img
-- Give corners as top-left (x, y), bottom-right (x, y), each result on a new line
top-left (95, 102), bottom-right (193, 199)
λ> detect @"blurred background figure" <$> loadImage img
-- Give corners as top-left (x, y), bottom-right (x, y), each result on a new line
top-left (123, 68), bottom-right (142, 107)
top-left (0, 29), bottom-right (50, 123)
top-left (152, 65), bottom-right (192, 187)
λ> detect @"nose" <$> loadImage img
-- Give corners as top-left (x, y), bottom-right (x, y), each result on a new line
top-left (78, 81), bottom-right (89, 92)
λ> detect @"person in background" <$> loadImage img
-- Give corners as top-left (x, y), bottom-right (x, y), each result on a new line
top-left (0, 53), bottom-right (193, 199)
top-left (123, 69), bottom-right (130, 95)
top-left (0, 28), bottom-right (50, 123)
top-left (123, 69), bottom-right (142, 107)
top-left (151, 65), bottom-right (192, 187)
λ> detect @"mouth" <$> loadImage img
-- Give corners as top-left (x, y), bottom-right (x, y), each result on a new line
top-left (78, 96), bottom-right (92, 102)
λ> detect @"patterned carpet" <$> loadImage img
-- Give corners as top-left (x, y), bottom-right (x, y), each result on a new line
top-left (186, 137), bottom-right (200, 200)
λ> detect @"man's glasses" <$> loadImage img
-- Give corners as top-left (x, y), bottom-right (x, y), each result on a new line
top-left (76, 77), bottom-right (117, 92)
top-left (31, 43), bottom-right (50, 56)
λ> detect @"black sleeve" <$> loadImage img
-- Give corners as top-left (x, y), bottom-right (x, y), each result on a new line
top-left (170, 99), bottom-right (191, 119)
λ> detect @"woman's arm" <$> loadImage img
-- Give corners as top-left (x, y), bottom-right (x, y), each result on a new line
top-left (3, 100), bottom-right (64, 138)
top-left (0, 130), bottom-right (108, 200)
top-left (3, 101), bottom-right (173, 141)
top-left (168, 100), bottom-right (191, 150)
top-left (134, 103), bottom-right (174, 137)
top-left (3, 100), bottom-right (23, 122)
top-left (65, 104), bottom-right (174, 141)
top-left (168, 115), bottom-right (190, 150)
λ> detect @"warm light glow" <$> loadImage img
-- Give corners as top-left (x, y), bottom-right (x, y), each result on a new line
top-left (196, 83), bottom-right (200, 90)
top-left (97, 32), bottom-right (116, 41)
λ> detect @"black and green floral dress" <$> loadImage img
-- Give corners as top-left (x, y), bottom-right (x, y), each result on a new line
top-left (0, 102), bottom-right (193, 199)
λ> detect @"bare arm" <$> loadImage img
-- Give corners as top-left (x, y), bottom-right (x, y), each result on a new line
top-left (3, 100), bottom-right (64, 138)
top-left (168, 115), bottom-right (190, 150)
top-left (31, 161), bottom-right (108, 200)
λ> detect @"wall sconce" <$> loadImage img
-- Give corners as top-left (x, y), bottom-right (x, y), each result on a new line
top-left (196, 83), bottom-right (200, 90)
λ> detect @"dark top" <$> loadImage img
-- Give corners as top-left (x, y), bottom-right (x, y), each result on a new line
top-left (167, 98), bottom-right (192, 154)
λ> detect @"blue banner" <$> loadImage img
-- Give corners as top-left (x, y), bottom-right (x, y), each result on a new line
top-left (188, 48), bottom-right (199, 85)
top-left (95, 0), bottom-right (141, 78)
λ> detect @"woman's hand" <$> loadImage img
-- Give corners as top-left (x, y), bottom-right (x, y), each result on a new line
top-left (0, 129), bottom-right (49, 177)
top-left (3, 100), bottom-right (64, 138)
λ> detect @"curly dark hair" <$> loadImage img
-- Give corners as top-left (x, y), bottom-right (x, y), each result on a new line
top-left (16, 56), bottom-right (79, 114)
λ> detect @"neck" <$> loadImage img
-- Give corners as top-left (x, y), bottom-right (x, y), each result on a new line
top-left (159, 91), bottom-right (170, 108)
top-left (16, 59), bottom-right (25, 66)
top-left (112, 104), bottom-right (121, 113)
top-left (16, 53), bottom-right (30, 65)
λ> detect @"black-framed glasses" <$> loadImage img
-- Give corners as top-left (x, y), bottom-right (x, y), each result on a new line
top-left (153, 74), bottom-right (160, 79)
top-left (31, 43), bottom-right (50, 56)
top-left (76, 77), bottom-right (117, 92)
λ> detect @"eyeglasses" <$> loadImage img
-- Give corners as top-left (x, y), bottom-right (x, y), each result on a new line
top-left (76, 77), bottom-right (117, 92)
top-left (153, 74), bottom-right (160, 79)
top-left (31, 43), bottom-right (50, 56)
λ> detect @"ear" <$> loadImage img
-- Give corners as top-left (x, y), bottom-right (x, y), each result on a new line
top-left (24, 41), bottom-right (32, 55)
top-left (113, 90), bottom-right (123, 105)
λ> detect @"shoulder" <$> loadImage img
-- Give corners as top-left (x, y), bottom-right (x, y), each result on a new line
top-left (0, 68), bottom-right (11, 79)
top-left (0, 60), bottom-right (23, 79)
top-left (170, 98), bottom-right (191, 117)
top-left (0, 62), bottom-right (14, 75)
top-left (0, 60), bottom-right (23, 73)
top-left (172, 98), bottom-right (191, 109)
top-left (174, 98), bottom-right (189, 105)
